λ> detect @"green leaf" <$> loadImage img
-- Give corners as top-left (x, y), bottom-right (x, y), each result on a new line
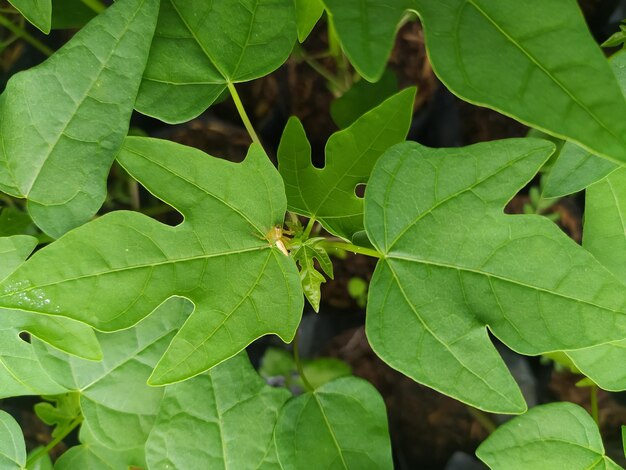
top-left (602, 21), bottom-right (626, 49)
top-left (295, 0), bottom-right (325, 42)
top-left (136, 0), bottom-right (297, 123)
top-left (54, 424), bottom-right (145, 470)
top-left (476, 402), bottom-right (621, 469)
top-left (330, 69), bottom-right (399, 129)
top-left (0, 208), bottom-right (36, 237)
top-left (8, 0), bottom-right (51, 34)
top-left (325, 0), bottom-right (626, 165)
top-left (567, 168), bottom-right (626, 391)
top-left (414, 0), bottom-right (626, 165)
top-left (292, 237), bottom-right (334, 312)
top-left (0, 0), bottom-right (159, 237)
top-left (323, 0), bottom-right (409, 81)
top-left (33, 297), bottom-right (192, 450)
top-left (145, 353), bottom-right (290, 469)
top-left (542, 50), bottom-right (626, 198)
top-left (274, 376), bottom-right (393, 469)
top-left (0, 139), bottom-right (304, 386)
top-left (277, 88), bottom-right (415, 241)
top-left (542, 141), bottom-right (617, 198)
top-left (0, 235), bottom-right (99, 398)
top-left (0, 411), bottom-right (26, 470)
top-left (51, 0), bottom-right (97, 30)
top-left (34, 393), bottom-right (80, 438)
top-left (364, 139), bottom-right (626, 413)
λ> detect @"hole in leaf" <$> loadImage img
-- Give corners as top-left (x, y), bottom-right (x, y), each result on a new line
top-left (354, 183), bottom-right (367, 198)
top-left (18, 332), bottom-right (31, 343)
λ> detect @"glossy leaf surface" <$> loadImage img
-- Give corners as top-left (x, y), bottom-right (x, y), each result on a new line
top-left (567, 168), bottom-right (626, 390)
top-left (146, 353), bottom-right (289, 469)
top-left (8, 0), bottom-right (51, 33)
top-left (0, 138), bottom-right (303, 385)
top-left (365, 140), bottom-right (626, 413)
top-left (278, 88), bottom-right (415, 241)
top-left (136, 0), bottom-right (296, 123)
top-left (0, 411), bottom-right (25, 470)
top-left (274, 377), bottom-right (393, 469)
top-left (476, 403), bottom-right (621, 469)
top-left (0, 0), bottom-right (159, 237)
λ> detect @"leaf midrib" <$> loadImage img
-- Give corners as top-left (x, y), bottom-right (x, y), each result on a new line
top-left (388, 254), bottom-right (626, 317)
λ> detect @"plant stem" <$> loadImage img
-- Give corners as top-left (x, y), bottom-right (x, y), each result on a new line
top-left (303, 217), bottom-right (316, 239)
top-left (467, 406), bottom-right (497, 434)
top-left (590, 385), bottom-right (599, 425)
top-left (292, 331), bottom-right (314, 393)
top-left (321, 241), bottom-right (382, 259)
top-left (295, 45), bottom-right (347, 94)
top-left (25, 415), bottom-right (83, 467)
top-left (80, 0), bottom-right (107, 13)
top-left (0, 14), bottom-right (53, 56)
top-left (226, 81), bottom-right (262, 147)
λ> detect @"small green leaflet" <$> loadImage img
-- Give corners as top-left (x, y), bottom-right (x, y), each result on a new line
top-left (146, 353), bottom-right (290, 469)
top-left (278, 88), bottom-right (415, 241)
top-left (324, 0), bottom-right (626, 166)
top-left (0, 138), bottom-right (303, 386)
top-left (136, 0), bottom-right (297, 123)
top-left (292, 237), bottom-right (334, 312)
top-left (365, 139), bottom-right (626, 413)
top-left (476, 403), bottom-right (622, 469)
top-left (274, 377), bottom-right (393, 469)
top-left (34, 393), bottom-right (81, 439)
top-left (0, 411), bottom-right (26, 470)
top-left (8, 0), bottom-right (51, 33)
top-left (295, 0), bottom-right (324, 42)
top-left (0, 0), bottom-right (159, 238)
top-left (32, 298), bottom-right (192, 450)
top-left (0, 236), bottom-right (100, 398)
top-left (567, 168), bottom-right (626, 391)
top-left (542, 50), bottom-right (626, 198)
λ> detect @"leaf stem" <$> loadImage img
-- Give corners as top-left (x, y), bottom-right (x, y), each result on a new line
top-left (303, 217), bottom-right (316, 239)
top-left (590, 385), bottom-right (599, 425)
top-left (80, 0), bottom-right (107, 13)
top-left (227, 81), bottom-right (262, 148)
top-left (0, 14), bottom-right (53, 56)
top-left (25, 415), bottom-right (83, 467)
top-left (321, 241), bottom-right (382, 259)
top-left (292, 331), bottom-right (314, 393)
top-left (295, 45), bottom-right (347, 94)
top-left (467, 406), bottom-right (497, 434)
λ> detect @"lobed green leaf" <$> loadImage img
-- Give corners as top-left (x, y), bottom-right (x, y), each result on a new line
top-left (278, 87), bottom-right (415, 241)
top-left (365, 139), bottom-right (626, 413)
top-left (0, 139), bottom-right (303, 385)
